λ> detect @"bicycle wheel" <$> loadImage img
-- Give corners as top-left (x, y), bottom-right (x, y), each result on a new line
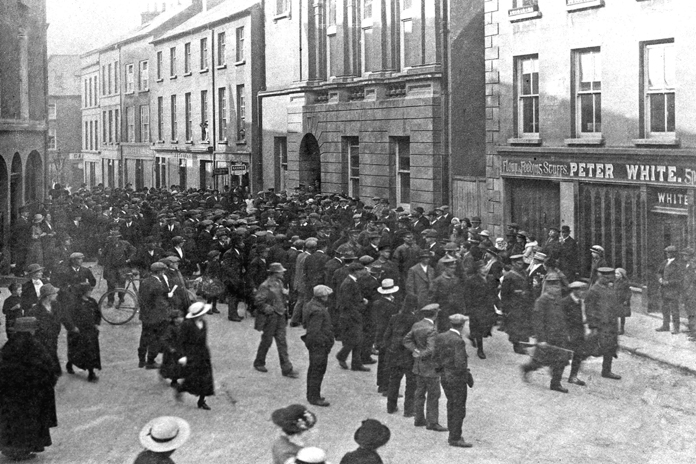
top-left (99, 289), bottom-right (139, 325)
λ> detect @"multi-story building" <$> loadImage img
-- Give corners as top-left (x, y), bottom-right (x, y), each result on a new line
top-left (485, 0), bottom-right (696, 303)
top-left (80, 50), bottom-right (101, 187)
top-left (151, 0), bottom-right (262, 191)
top-left (79, 0), bottom-right (204, 189)
top-left (48, 54), bottom-right (82, 188)
top-left (0, 0), bottom-right (48, 247)
top-left (259, 0), bottom-right (485, 210)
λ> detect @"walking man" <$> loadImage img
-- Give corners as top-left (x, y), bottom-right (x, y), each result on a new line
top-left (435, 314), bottom-right (474, 448)
top-left (303, 285), bottom-right (334, 407)
top-left (403, 303), bottom-right (447, 432)
top-left (584, 267), bottom-right (622, 380)
top-left (253, 263), bottom-right (299, 378)
top-left (335, 263), bottom-right (370, 372)
top-left (138, 262), bottom-right (174, 369)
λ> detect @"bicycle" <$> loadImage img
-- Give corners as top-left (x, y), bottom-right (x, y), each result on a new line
top-left (99, 270), bottom-right (140, 325)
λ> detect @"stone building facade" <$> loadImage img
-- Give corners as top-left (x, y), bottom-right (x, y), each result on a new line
top-left (260, 0), bottom-right (485, 210)
top-left (0, 0), bottom-right (48, 249)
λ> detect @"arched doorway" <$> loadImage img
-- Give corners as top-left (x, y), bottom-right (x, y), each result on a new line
top-left (0, 158), bottom-right (8, 249)
top-left (25, 150), bottom-right (43, 206)
top-left (11, 153), bottom-right (22, 222)
top-left (299, 133), bottom-right (321, 193)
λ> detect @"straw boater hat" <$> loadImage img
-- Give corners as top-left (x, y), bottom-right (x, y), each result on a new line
top-left (139, 416), bottom-right (190, 453)
top-left (186, 302), bottom-right (211, 319)
top-left (377, 279), bottom-right (399, 295)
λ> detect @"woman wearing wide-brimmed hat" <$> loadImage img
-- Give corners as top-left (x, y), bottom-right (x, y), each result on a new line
top-left (26, 284), bottom-right (70, 375)
top-left (271, 404), bottom-right (318, 464)
top-left (0, 317), bottom-right (59, 462)
top-left (174, 302), bottom-right (215, 410)
top-left (134, 416), bottom-right (190, 464)
top-left (340, 419), bottom-right (390, 464)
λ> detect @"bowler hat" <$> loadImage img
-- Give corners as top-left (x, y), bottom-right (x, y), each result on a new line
top-left (353, 419), bottom-right (391, 450)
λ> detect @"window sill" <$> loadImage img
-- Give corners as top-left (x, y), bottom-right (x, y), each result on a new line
top-left (508, 137), bottom-right (542, 146)
top-left (170, 140), bottom-right (179, 144)
top-left (564, 137), bottom-right (604, 146)
top-left (508, 5), bottom-right (542, 22)
top-left (235, 59), bottom-right (246, 67)
top-left (218, 139), bottom-right (228, 145)
top-left (566, 0), bottom-right (604, 12)
top-left (185, 140), bottom-right (193, 145)
top-left (156, 78), bottom-right (164, 83)
top-left (170, 75), bottom-right (177, 80)
top-left (184, 71), bottom-right (192, 77)
top-left (139, 89), bottom-right (149, 93)
top-left (157, 140), bottom-right (165, 144)
top-left (125, 91), bottom-right (135, 95)
top-left (200, 68), bottom-right (209, 74)
top-left (200, 140), bottom-right (210, 144)
top-left (632, 137), bottom-right (680, 147)
top-left (216, 64), bottom-right (227, 70)
top-left (236, 140), bottom-right (247, 146)
top-left (273, 11), bottom-right (290, 21)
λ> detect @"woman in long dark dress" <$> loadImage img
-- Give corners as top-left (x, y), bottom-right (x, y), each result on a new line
top-left (65, 283), bottom-right (102, 382)
top-left (0, 317), bottom-right (59, 461)
top-left (160, 313), bottom-right (185, 389)
top-left (26, 284), bottom-right (67, 376)
top-left (176, 302), bottom-right (214, 410)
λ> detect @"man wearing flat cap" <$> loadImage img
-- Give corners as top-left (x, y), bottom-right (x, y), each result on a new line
top-left (584, 267), bottom-right (621, 380)
top-left (100, 230), bottom-right (136, 308)
top-left (336, 262), bottom-right (371, 372)
top-left (435, 313), bottom-right (474, 448)
top-left (137, 262), bottom-right (175, 369)
top-left (563, 282), bottom-right (589, 386)
top-left (501, 254), bottom-right (533, 354)
top-left (403, 303), bottom-right (446, 431)
top-left (253, 263), bottom-right (299, 378)
top-left (521, 274), bottom-right (572, 393)
top-left (302, 285), bottom-right (335, 407)
top-left (430, 256), bottom-right (464, 333)
top-left (656, 245), bottom-right (684, 333)
top-left (52, 252), bottom-right (96, 292)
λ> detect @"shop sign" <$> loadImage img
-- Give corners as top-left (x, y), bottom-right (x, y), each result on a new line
top-left (501, 157), bottom-right (696, 187)
top-left (229, 164), bottom-right (247, 174)
top-left (213, 167), bottom-right (229, 176)
top-left (69, 153), bottom-right (83, 160)
top-left (648, 187), bottom-right (689, 212)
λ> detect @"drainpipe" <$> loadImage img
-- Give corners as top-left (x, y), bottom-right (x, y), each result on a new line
top-left (211, 27), bottom-right (217, 190)
top-left (441, 0), bottom-right (451, 207)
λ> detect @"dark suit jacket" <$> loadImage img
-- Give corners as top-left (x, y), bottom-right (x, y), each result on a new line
top-left (561, 295), bottom-right (585, 346)
top-left (434, 329), bottom-right (469, 377)
top-left (658, 258), bottom-right (684, 300)
top-left (406, 263), bottom-right (435, 309)
top-left (383, 311), bottom-right (418, 369)
top-left (304, 297), bottom-right (334, 348)
top-left (337, 276), bottom-right (365, 331)
top-left (323, 257), bottom-right (343, 291)
top-left (305, 251), bottom-right (330, 293)
top-left (403, 318), bottom-right (438, 377)
top-left (21, 278), bottom-right (47, 311)
top-left (138, 275), bottom-right (170, 324)
top-left (372, 297), bottom-right (398, 349)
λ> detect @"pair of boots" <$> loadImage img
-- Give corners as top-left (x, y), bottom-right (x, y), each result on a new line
top-left (470, 337), bottom-right (486, 359)
top-left (66, 361), bottom-right (98, 382)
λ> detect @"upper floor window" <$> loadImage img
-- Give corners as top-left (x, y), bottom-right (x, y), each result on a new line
top-left (644, 41), bottom-right (675, 137)
top-left (276, 0), bottom-right (290, 16)
top-left (516, 55), bottom-right (539, 136)
top-left (575, 49), bottom-right (601, 136)
top-left (327, 0), bottom-right (337, 26)
top-left (200, 38), bottom-right (209, 69)
top-left (236, 85), bottom-right (246, 141)
top-left (513, 0), bottom-right (537, 6)
top-left (184, 42), bottom-right (191, 73)
top-left (170, 47), bottom-right (177, 77)
top-left (126, 64), bottom-right (135, 93)
top-left (114, 61), bottom-right (119, 92)
top-left (157, 51), bottom-right (163, 80)
top-left (48, 103), bottom-right (56, 120)
top-left (140, 105), bottom-right (150, 143)
top-left (48, 127), bottom-right (57, 149)
top-left (218, 32), bottom-right (226, 66)
top-left (236, 27), bottom-right (245, 62)
top-left (140, 61), bottom-right (149, 91)
top-left (126, 106), bottom-right (135, 142)
top-left (107, 63), bottom-right (112, 94)
top-left (363, 0), bottom-right (373, 19)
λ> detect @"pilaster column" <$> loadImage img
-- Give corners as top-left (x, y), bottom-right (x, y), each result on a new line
top-left (18, 27), bottom-right (30, 119)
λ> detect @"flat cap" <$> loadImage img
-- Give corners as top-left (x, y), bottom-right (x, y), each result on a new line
top-left (347, 262), bottom-right (365, 272)
top-left (420, 303), bottom-right (440, 312)
top-left (150, 262), bottom-right (168, 271)
top-left (313, 285), bottom-right (333, 297)
top-left (665, 245), bottom-right (677, 253)
top-left (449, 314), bottom-right (468, 325)
top-left (568, 281), bottom-right (588, 289)
top-left (597, 267), bottom-right (615, 274)
top-left (69, 252), bottom-right (85, 260)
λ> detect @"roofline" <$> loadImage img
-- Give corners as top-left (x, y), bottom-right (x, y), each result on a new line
top-left (151, 3), bottom-right (258, 45)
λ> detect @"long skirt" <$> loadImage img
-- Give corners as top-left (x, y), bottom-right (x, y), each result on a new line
top-left (67, 330), bottom-right (101, 370)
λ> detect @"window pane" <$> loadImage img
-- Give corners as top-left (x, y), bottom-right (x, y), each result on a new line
top-left (650, 94), bottom-right (666, 132)
top-left (400, 173), bottom-right (410, 204)
top-left (664, 44), bottom-right (675, 88)
top-left (522, 97), bottom-right (538, 133)
top-left (580, 52), bottom-right (600, 91)
top-left (647, 46), bottom-right (665, 90)
top-left (580, 94), bottom-right (596, 132)
top-left (402, 20), bottom-right (415, 67)
top-left (363, 28), bottom-right (373, 72)
top-left (667, 92), bottom-right (675, 132)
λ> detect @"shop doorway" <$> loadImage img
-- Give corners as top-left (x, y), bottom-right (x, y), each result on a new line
top-left (508, 179), bottom-right (560, 245)
top-left (646, 213), bottom-right (688, 312)
top-left (299, 133), bottom-right (321, 193)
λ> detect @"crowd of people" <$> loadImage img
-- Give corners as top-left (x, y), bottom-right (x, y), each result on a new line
top-left (0, 180), bottom-right (686, 461)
